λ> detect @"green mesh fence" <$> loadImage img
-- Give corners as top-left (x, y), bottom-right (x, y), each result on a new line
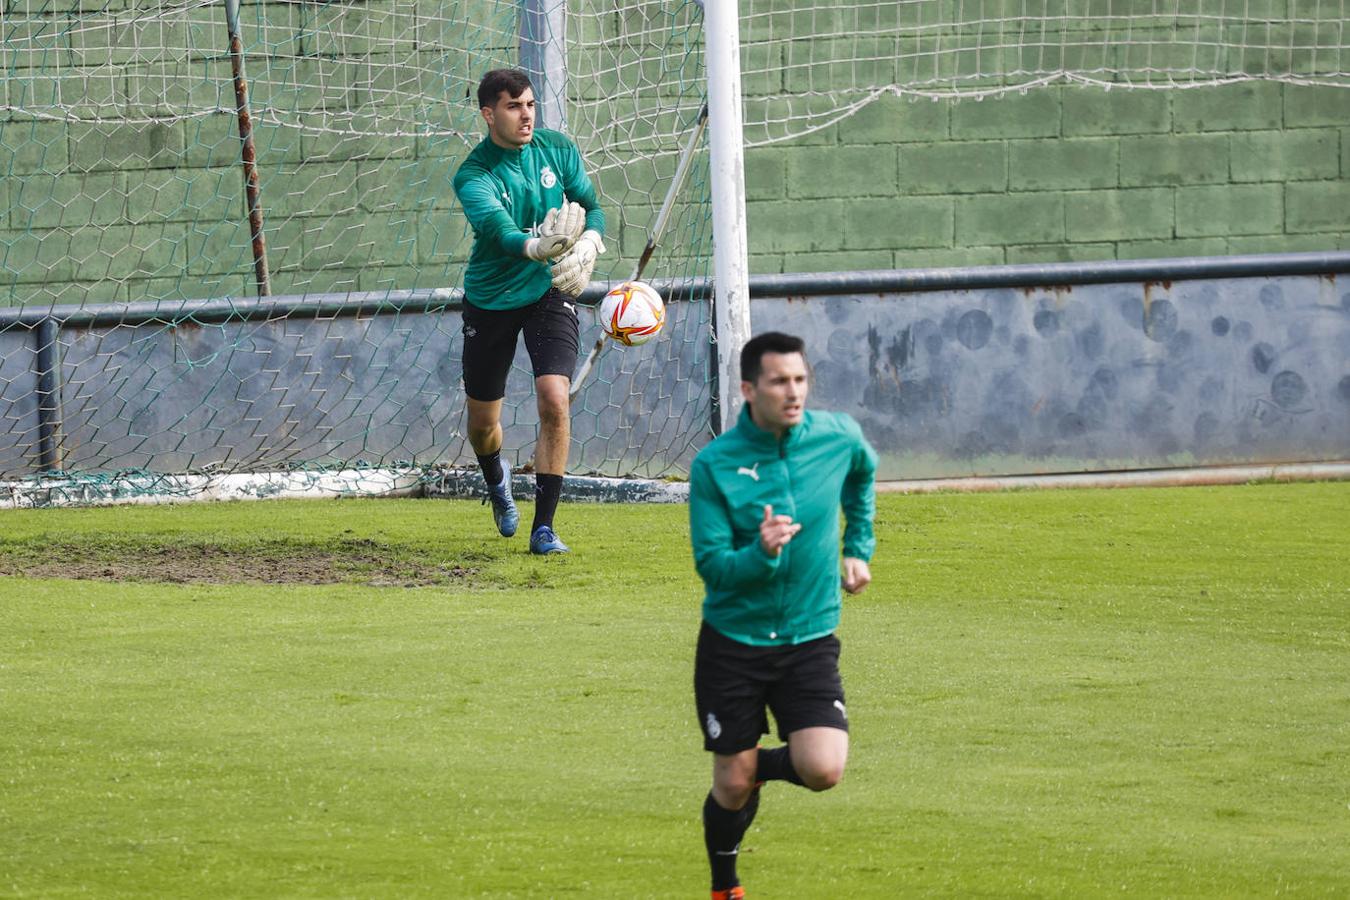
top-left (1, 0), bottom-right (1345, 502)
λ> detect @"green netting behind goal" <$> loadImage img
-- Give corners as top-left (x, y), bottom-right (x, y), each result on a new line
top-left (1, 0), bottom-right (1345, 500)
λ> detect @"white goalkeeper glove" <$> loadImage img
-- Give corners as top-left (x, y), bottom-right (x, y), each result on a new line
top-left (524, 200), bottom-right (586, 261)
top-left (550, 230), bottom-right (606, 296)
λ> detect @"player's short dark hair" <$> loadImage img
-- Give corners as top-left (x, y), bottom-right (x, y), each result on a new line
top-left (477, 69), bottom-right (534, 110)
top-left (740, 332), bottom-right (806, 383)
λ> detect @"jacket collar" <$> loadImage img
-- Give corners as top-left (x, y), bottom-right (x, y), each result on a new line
top-left (733, 403), bottom-right (808, 450)
top-left (477, 135), bottom-right (528, 163)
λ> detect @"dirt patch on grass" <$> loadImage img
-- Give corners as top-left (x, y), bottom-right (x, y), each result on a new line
top-left (0, 537), bottom-right (482, 587)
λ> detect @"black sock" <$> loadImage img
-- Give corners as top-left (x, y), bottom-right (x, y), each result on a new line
top-left (756, 745), bottom-right (805, 786)
top-left (532, 473), bottom-right (563, 532)
top-left (703, 790), bottom-right (760, 891)
top-left (477, 451), bottom-right (503, 487)
top-left (740, 785), bottom-right (760, 832)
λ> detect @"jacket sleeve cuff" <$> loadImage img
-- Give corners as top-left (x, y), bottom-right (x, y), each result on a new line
top-left (843, 535), bottom-right (874, 563)
top-left (584, 207), bottom-right (605, 236)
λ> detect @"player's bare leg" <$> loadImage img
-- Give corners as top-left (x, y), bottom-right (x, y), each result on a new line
top-left (701, 729), bottom-right (846, 896)
top-left (467, 397), bottom-right (517, 537)
top-left (466, 397), bottom-right (503, 455)
top-left (529, 374), bottom-right (571, 553)
top-left (786, 726), bottom-right (848, 791)
top-left (711, 747), bottom-right (759, 810)
top-left (533, 374), bottom-right (570, 475)
top-left (705, 747), bottom-right (759, 897)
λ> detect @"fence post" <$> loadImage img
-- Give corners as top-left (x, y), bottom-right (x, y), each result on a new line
top-left (35, 317), bottom-right (65, 472)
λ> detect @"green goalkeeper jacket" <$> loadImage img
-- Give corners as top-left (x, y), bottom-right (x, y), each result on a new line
top-left (689, 405), bottom-right (877, 647)
top-left (452, 128), bottom-right (605, 310)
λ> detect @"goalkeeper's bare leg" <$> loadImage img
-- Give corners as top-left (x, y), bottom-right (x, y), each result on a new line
top-left (529, 374), bottom-right (571, 554)
top-left (467, 397), bottom-right (519, 537)
top-left (466, 397), bottom-right (503, 459)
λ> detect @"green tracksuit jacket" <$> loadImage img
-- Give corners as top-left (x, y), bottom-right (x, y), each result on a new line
top-left (452, 128), bottom-right (605, 310)
top-left (689, 405), bottom-right (878, 647)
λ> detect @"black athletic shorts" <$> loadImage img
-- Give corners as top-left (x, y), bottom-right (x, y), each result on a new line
top-left (461, 288), bottom-right (580, 402)
top-left (694, 620), bottom-right (848, 755)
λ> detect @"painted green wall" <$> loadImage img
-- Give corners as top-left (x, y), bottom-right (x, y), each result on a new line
top-left (2, 41), bottom-right (1347, 307)
top-left (745, 82), bottom-right (1349, 274)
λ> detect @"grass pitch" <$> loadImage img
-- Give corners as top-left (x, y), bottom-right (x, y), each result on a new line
top-left (1, 483), bottom-right (1347, 897)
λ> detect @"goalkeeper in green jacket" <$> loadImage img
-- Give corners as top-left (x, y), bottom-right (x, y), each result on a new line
top-left (452, 68), bottom-right (607, 555)
top-left (688, 331), bottom-right (878, 900)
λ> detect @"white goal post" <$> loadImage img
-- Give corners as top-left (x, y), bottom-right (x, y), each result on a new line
top-left (703, 0), bottom-right (755, 432)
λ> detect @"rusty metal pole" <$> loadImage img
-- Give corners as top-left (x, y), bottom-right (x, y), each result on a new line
top-left (225, 0), bottom-right (271, 297)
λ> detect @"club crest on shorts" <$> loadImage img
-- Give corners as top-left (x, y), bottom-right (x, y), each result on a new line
top-left (705, 712), bottom-right (722, 739)
top-left (539, 166), bottom-right (557, 189)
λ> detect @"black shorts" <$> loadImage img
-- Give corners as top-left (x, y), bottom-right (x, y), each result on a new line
top-left (693, 620), bottom-right (848, 755)
top-left (461, 288), bottom-right (580, 402)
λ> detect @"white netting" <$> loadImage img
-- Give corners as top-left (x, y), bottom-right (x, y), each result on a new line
top-left (1, 0), bottom-right (716, 489)
top-left (736, 0), bottom-right (1349, 144)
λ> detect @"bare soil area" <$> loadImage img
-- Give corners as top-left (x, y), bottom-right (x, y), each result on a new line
top-left (0, 538), bottom-right (479, 587)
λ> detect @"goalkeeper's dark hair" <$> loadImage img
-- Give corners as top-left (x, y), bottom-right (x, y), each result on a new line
top-left (741, 332), bottom-right (807, 383)
top-left (478, 69), bottom-right (534, 109)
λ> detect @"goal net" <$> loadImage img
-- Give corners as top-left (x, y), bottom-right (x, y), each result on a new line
top-left (1, 0), bottom-right (1344, 502)
top-left (738, 0), bottom-right (1348, 145)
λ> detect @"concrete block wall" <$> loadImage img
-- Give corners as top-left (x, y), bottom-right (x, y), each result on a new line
top-left (746, 83), bottom-right (1350, 275)
top-left (0, 102), bottom-right (478, 306)
top-left (0, 0), bottom-right (504, 307)
top-left (2, 3), bottom-right (1347, 308)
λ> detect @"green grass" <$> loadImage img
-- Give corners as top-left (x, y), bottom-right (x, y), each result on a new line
top-left (1, 483), bottom-right (1348, 897)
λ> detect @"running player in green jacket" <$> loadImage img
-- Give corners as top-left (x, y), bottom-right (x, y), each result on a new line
top-left (453, 68), bottom-right (607, 555)
top-left (688, 331), bottom-right (878, 900)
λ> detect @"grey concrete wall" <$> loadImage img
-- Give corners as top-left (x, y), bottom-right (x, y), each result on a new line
top-left (755, 276), bottom-right (1350, 480)
top-left (0, 330), bottom-right (41, 467)
top-left (0, 293), bottom-right (714, 480)
top-left (2, 271), bottom-right (1346, 483)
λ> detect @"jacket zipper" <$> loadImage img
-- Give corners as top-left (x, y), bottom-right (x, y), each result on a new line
top-left (774, 433), bottom-right (789, 640)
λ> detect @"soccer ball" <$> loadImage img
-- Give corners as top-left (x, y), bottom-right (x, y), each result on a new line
top-left (599, 280), bottom-right (665, 347)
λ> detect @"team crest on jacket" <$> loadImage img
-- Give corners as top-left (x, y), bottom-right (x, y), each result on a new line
top-left (539, 166), bottom-right (557, 189)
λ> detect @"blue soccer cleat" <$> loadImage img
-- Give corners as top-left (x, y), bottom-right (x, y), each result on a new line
top-left (483, 462), bottom-right (519, 537)
top-left (529, 524), bottom-right (570, 555)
